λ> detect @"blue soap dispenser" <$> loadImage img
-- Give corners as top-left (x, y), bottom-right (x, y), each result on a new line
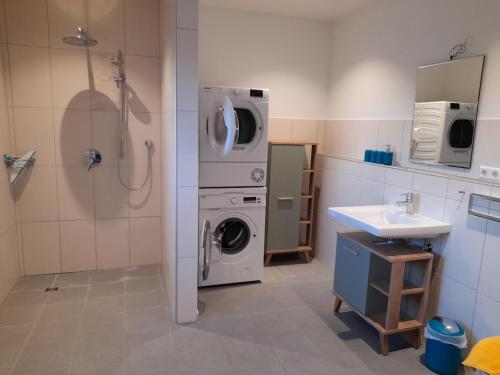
top-left (383, 145), bottom-right (394, 166)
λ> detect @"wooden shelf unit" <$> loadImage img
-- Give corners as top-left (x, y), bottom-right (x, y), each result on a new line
top-left (265, 142), bottom-right (318, 266)
top-left (333, 231), bottom-right (434, 356)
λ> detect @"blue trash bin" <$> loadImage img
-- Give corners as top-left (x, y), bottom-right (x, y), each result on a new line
top-left (424, 317), bottom-right (467, 375)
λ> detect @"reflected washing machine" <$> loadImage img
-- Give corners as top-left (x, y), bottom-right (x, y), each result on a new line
top-left (198, 187), bottom-right (266, 287)
top-left (199, 86), bottom-right (269, 188)
top-left (411, 101), bottom-right (477, 167)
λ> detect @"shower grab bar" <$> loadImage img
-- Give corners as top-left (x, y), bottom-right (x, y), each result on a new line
top-left (468, 193), bottom-right (500, 223)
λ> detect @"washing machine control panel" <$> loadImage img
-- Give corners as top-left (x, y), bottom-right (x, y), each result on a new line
top-left (229, 195), bottom-right (264, 207)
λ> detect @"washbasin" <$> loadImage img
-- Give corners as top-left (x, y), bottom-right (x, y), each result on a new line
top-left (328, 205), bottom-right (451, 239)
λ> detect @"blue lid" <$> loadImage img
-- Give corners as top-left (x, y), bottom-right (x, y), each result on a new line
top-left (428, 316), bottom-right (464, 336)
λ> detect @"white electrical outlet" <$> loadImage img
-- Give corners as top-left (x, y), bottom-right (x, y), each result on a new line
top-left (480, 166), bottom-right (500, 181)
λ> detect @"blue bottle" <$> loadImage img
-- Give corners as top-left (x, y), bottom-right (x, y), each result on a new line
top-left (375, 151), bottom-right (383, 164)
top-left (383, 145), bottom-right (394, 166)
top-left (369, 150), bottom-right (377, 163)
top-left (364, 150), bottom-right (373, 162)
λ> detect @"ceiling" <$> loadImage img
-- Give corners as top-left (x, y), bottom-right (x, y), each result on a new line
top-left (199, 0), bottom-right (376, 21)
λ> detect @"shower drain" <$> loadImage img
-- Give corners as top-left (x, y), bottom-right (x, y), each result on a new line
top-left (45, 287), bottom-right (59, 292)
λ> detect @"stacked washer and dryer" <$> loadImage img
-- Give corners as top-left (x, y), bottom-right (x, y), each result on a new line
top-left (198, 87), bottom-right (270, 287)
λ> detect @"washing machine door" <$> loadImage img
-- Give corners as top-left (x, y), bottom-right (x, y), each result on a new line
top-left (203, 98), bottom-right (267, 162)
top-left (448, 119), bottom-right (475, 149)
top-left (214, 217), bottom-right (252, 256)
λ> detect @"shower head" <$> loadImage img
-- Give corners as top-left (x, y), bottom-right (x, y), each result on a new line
top-left (63, 27), bottom-right (97, 47)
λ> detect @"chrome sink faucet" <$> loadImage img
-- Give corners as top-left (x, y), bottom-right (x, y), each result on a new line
top-left (396, 192), bottom-right (416, 215)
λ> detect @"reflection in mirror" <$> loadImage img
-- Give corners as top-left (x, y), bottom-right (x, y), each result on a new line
top-left (410, 55), bottom-right (484, 168)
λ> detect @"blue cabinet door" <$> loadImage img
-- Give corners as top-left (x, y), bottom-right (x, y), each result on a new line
top-left (333, 236), bottom-right (371, 314)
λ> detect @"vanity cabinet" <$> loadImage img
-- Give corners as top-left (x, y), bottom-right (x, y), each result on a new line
top-left (333, 231), bottom-right (434, 356)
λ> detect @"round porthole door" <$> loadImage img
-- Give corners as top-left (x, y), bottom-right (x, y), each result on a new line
top-left (214, 218), bottom-right (252, 255)
top-left (448, 119), bottom-right (474, 149)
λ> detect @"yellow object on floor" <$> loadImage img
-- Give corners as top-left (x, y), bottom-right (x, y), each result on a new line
top-left (463, 337), bottom-right (500, 375)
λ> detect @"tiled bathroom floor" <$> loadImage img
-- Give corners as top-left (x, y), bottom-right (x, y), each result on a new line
top-left (0, 260), bottom-right (433, 375)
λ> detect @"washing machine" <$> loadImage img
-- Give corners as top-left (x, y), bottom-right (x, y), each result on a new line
top-left (411, 101), bottom-right (477, 167)
top-left (198, 187), bottom-right (266, 287)
top-left (199, 86), bottom-right (269, 188)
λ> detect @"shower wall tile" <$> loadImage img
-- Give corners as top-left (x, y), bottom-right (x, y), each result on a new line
top-left (5, 0), bottom-right (49, 47)
top-left (0, 0), bottom-right (6, 43)
top-left (17, 166), bottom-right (59, 222)
top-left (291, 119), bottom-right (318, 143)
top-left (128, 164), bottom-right (162, 218)
top-left (96, 218), bottom-right (130, 269)
top-left (127, 112), bottom-right (161, 166)
top-left (0, 226), bottom-right (21, 301)
top-left (56, 166), bottom-right (94, 220)
top-left (53, 109), bottom-right (92, 167)
top-left (47, 0), bottom-right (87, 50)
top-left (89, 52), bottom-right (120, 111)
top-left (90, 111), bottom-right (121, 166)
top-left (50, 48), bottom-right (90, 110)
top-left (94, 166), bottom-right (129, 219)
top-left (3, 0), bottom-right (163, 278)
top-left (22, 221), bottom-right (61, 275)
top-left (126, 55), bottom-right (161, 113)
top-left (13, 107), bottom-right (55, 166)
top-left (9, 45), bottom-right (52, 108)
top-left (130, 217), bottom-right (161, 266)
top-left (87, 0), bottom-right (125, 54)
top-left (124, 0), bottom-right (160, 57)
top-left (60, 220), bottom-right (96, 272)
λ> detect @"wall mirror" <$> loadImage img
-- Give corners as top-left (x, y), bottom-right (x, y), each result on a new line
top-left (410, 55), bottom-right (485, 168)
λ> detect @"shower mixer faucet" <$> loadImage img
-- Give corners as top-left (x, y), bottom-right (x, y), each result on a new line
top-left (83, 149), bottom-right (102, 171)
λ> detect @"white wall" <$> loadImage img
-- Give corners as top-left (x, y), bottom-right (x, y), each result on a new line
top-left (199, 5), bottom-right (331, 119)
top-left (328, 0), bottom-right (500, 120)
top-left (160, 0), bottom-right (199, 324)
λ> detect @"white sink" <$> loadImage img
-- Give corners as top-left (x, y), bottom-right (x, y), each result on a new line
top-left (328, 205), bottom-right (451, 239)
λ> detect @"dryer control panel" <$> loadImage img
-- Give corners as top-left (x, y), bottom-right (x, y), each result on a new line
top-left (200, 188), bottom-right (267, 210)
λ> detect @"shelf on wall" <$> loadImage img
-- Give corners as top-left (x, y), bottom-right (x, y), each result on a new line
top-left (370, 280), bottom-right (425, 297)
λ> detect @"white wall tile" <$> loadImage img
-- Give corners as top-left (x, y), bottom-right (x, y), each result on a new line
top-left (130, 217), bottom-right (162, 266)
top-left (94, 166), bottom-right (129, 219)
top-left (472, 294), bottom-right (500, 340)
top-left (416, 192), bottom-right (446, 220)
top-left (56, 166), bottom-right (94, 220)
top-left (177, 0), bottom-right (198, 30)
top-left (268, 118), bottom-right (292, 142)
top-left (177, 187), bottom-right (198, 258)
top-left (356, 120), bottom-right (379, 160)
top-left (291, 120), bottom-right (318, 143)
top-left (50, 48), bottom-right (90, 110)
top-left (385, 168), bottom-right (413, 189)
top-left (9, 46), bottom-right (52, 108)
top-left (47, 0), bottom-right (87, 49)
top-left (413, 173), bottom-right (448, 197)
top-left (89, 52), bottom-right (121, 111)
top-left (377, 120), bottom-right (404, 164)
top-left (478, 219), bottom-right (500, 302)
top-left (440, 198), bottom-right (487, 289)
top-left (446, 178), bottom-right (492, 202)
top-left (383, 184), bottom-right (408, 205)
top-left (5, 0), bottom-right (49, 47)
top-left (91, 111), bottom-right (121, 166)
top-left (13, 107), bottom-right (55, 166)
top-left (176, 28), bottom-right (198, 111)
top-left (338, 120), bottom-right (358, 158)
top-left (60, 220), bottom-right (96, 272)
top-left (22, 221), bottom-right (61, 275)
top-left (53, 109), bottom-right (92, 167)
top-left (96, 218), bottom-right (130, 269)
top-left (127, 112), bottom-right (161, 166)
top-left (435, 274), bottom-right (477, 331)
top-left (322, 120), bottom-right (340, 157)
top-left (17, 166), bottom-right (59, 222)
top-left (362, 163), bottom-right (386, 183)
top-left (125, 0), bottom-right (159, 57)
top-left (176, 256), bottom-right (198, 323)
top-left (176, 111), bottom-right (198, 187)
top-left (88, 0), bottom-right (125, 53)
top-left (127, 55), bottom-right (161, 113)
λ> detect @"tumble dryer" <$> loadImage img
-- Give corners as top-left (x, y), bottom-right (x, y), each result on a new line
top-left (199, 86), bottom-right (269, 187)
top-left (411, 101), bottom-right (477, 167)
